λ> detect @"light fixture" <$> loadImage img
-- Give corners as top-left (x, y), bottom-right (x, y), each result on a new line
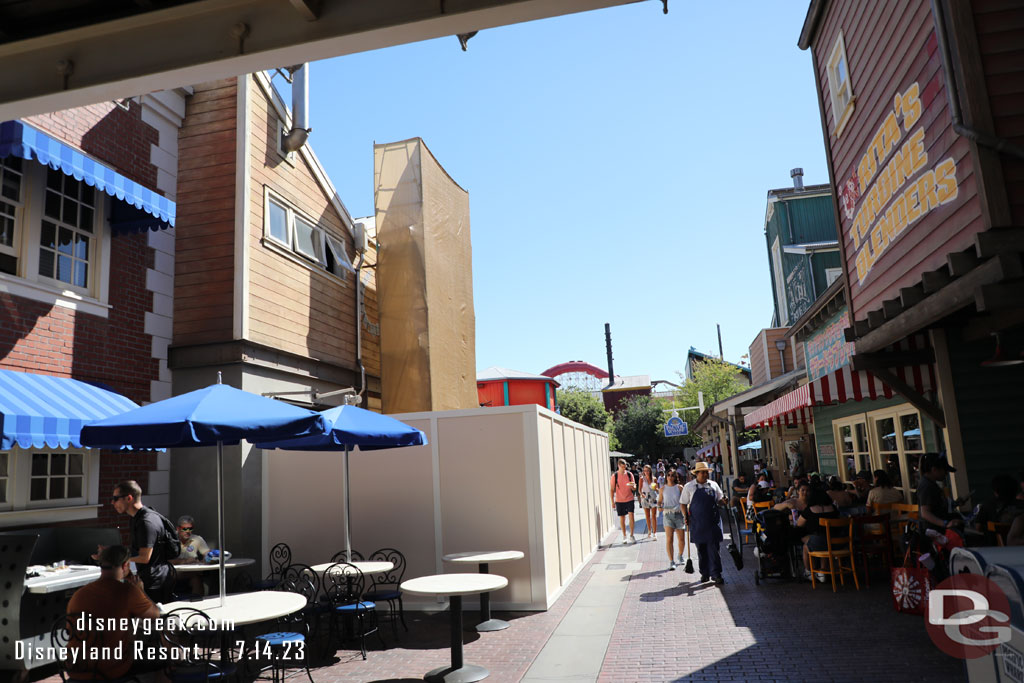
top-left (457, 30), bottom-right (478, 51)
top-left (980, 332), bottom-right (1024, 367)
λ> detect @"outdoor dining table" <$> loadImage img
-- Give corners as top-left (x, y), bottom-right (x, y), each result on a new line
top-left (24, 564), bottom-right (99, 594)
top-left (400, 573), bottom-right (507, 683)
top-left (441, 551), bottom-right (523, 632)
top-left (310, 560), bottom-right (394, 576)
top-left (173, 557), bottom-right (256, 573)
top-left (159, 590), bottom-right (306, 625)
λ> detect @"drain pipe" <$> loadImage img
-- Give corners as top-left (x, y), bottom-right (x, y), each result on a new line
top-left (281, 64), bottom-right (311, 154)
top-left (353, 222), bottom-right (367, 401)
top-left (931, 0), bottom-right (1024, 161)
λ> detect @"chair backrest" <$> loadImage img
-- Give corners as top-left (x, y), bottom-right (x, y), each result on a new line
top-left (820, 517), bottom-right (853, 551)
top-left (322, 562), bottom-right (367, 606)
top-left (368, 547), bottom-right (406, 587)
top-left (53, 611), bottom-right (141, 681)
top-left (163, 607), bottom-right (225, 674)
top-left (331, 549), bottom-right (365, 563)
top-left (854, 514), bottom-right (893, 544)
top-left (892, 503), bottom-right (919, 517)
top-left (871, 502), bottom-right (895, 515)
top-left (278, 563), bottom-right (319, 605)
top-left (268, 542), bottom-right (292, 579)
top-left (753, 501), bottom-right (772, 512)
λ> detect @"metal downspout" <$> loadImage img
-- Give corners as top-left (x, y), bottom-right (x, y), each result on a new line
top-left (355, 251), bottom-right (366, 400)
top-left (932, 0), bottom-right (1024, 162)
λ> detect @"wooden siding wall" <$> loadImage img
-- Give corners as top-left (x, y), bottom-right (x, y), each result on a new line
top-left (974, 0), bottom-right (1024, 225)
top-left (247, 75), bottom-right (381, 379)
top-left (174, 79), bottom-right (238, 345)
top-left (815, 0), bottom-right (983, 320)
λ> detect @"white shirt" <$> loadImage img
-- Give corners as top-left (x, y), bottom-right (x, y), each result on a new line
top-left (680, 479), bottom-right (724, 506)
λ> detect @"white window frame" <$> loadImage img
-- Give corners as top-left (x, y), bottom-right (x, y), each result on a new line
top-left (262, 187), bottom-right (354, 283)
top-left (827, 30), bottom-right (856, 137)
top-left (771, 237), bottom-right (788, 325)
top-left (832, 416), bottom-right (869, 483)
top-left (0, 158), bottom-right (111, 318)
top-left (825, 267), bottom-right (843, 286)
top-left (0, 447), bottom-right (102, 524)
top-left (866, 405), bottom-right (925, 503)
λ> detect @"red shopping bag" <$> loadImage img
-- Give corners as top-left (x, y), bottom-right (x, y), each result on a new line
top-left (891, 546), bottom-right (933, 615)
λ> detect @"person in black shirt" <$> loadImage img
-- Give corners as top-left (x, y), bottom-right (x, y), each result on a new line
top-left (98, 480), bottom-right (173, 602)
top-left (916, 453), bottom-right (962, 534)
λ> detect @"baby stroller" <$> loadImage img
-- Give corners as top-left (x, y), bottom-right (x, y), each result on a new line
top-left (753, 509), bottom-right (796, 585)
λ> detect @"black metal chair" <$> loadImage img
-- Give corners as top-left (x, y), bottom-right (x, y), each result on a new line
top-left (322, 562), bottom-right (384, 660)
top-left (330, 549), bottom-right (365, 563)
top-left (255, 542), bottom-right (292, 590)
top-left (364, 548), bottom-right (408, 636)
top-left (163, 607), bottom-right (238, 682)
top-left (249, 564), bottom-right (318, 683)
top-left (52, 612), bottom-right (141, 683)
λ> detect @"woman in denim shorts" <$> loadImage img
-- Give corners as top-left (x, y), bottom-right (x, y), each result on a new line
top-left (658, 470), bottom-right (688, 570)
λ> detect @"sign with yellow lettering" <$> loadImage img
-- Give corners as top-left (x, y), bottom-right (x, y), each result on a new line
top-left (841, 83), bottom-right (960, 285)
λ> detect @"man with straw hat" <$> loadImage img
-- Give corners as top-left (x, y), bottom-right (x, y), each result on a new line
top-left (681, 461), bottom-right (727, 585)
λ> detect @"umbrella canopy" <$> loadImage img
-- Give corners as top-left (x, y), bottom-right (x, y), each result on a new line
top-left (255, 404), bottom-right (426, 563)
top-left (254, 404), bottom-right (427, 451)
top-left (80, 383), bottom-right (326, 448)
top-left (80, 383), bottom-right (326, 606)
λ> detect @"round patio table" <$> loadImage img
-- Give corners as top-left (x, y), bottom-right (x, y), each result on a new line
top-left (441, 551), bottom-right (523, 631)
top-left (159, 590), bottom-right (305, 625)
top-left (401, 573), bottom-right (508, 683)
top-left (310, 560), bottom-right (394, 575)
top-left (173, 557), bottom-right (256, 573)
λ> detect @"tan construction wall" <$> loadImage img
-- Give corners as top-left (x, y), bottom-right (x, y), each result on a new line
top-left (374, 138), bottom-right (477, 414)
top-left (263, 404), bottom-right (612, 611)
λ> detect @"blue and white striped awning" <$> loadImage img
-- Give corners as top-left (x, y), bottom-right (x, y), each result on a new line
top-left (0, 120), bottom-right (175, 231)
top-left (0, 369), bottom-right (140, 449)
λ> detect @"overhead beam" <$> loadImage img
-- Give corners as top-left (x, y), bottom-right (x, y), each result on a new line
top-left (0, 0), bottom-right (642, 120)
top-left (868, 367), bottom-right (946, 429)
top-left (850, 349), bottom-right (935, 371)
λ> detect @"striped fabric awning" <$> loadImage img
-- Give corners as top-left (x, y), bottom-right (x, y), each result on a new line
top-left (696, 441), bottom-right (720, 459)
top-left (0, 369), bottom-right (140, 449)
top-left (744, 355), bottom-right (936, 430)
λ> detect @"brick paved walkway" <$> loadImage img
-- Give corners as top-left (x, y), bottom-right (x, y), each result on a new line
top-left (29, 519), bottom-right (969, 683)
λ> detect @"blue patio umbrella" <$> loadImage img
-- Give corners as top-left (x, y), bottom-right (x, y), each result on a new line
top-left (256, 404), bottom-right (427, 562)
top-left (81, 379), bottom-right (326, 605)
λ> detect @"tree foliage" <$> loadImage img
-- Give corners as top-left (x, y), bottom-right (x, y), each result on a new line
top-left (676, 357), bottom-right (750, 408)
top-left (557, 389), bottom-right (611, 432)
top-left (612, 395), bottom-right (668, 459)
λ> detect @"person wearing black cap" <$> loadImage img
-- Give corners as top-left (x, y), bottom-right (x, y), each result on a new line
top-left (917, 453), bottom-right (963, 533)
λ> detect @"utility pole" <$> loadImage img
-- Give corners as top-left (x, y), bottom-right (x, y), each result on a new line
top-left (717, 324), bottom-right (724, 360)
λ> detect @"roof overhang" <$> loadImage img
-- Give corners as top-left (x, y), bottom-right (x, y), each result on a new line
top-left (0, 0), bottom-right (642, 121)
top-left (710, 367), bottom-right (806, 416)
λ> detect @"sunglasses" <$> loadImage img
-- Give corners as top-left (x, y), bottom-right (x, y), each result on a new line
top-left (178, 527), bottom-right (193, 532)
top-left (110, 494), bottom-right (129, 502)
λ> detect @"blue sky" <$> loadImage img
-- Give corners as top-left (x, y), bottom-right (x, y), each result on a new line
top-left (304, 1), bottom-right (829, 385)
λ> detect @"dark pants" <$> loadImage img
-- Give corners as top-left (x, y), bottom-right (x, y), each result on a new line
top-left (696, 540), bottom-right (723, 578)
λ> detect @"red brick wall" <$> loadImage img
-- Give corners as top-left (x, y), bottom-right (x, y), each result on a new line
top-left (2, 100), bottom-right (164, 533)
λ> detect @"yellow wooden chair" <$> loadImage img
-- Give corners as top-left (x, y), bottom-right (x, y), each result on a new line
top-left (890, 503), bottom-right (919, 537)
top-left (808, 517), bottom-right (860, 593)
top-left (988, 521), bottom-right (1011, 547)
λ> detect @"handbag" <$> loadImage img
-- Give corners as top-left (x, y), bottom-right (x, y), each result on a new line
top-left (890, 545), bottom-right (932, 616)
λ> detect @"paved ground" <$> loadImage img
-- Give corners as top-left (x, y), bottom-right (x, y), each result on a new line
top-left (30, 517), bottom-right (968, 683)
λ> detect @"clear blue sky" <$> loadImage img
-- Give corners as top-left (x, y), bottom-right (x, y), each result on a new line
top-left (304, 1), bottom-right (829, 385)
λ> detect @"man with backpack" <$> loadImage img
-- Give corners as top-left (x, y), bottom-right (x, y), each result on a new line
top-left (96, 479), bottom-right (178, 602)
top-left (610, 458), bottom-right (637, 545)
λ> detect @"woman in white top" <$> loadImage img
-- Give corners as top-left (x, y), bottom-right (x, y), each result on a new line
top-left (639, 465), bottom-right (659, 540)
top-left (658, 470), bottom-right (687, 570)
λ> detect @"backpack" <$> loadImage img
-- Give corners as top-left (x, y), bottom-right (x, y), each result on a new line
top-left (143, 506), bottom-right (182, 559)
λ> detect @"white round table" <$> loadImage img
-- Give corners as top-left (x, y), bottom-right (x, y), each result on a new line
top-left (442, 551), bottom-right (523, 632)
top-left (159, 590), bottom-right (306, 625)
top-left (173, 557), bottom-right (256, 573)
top-left (401, 574), bottom-right (508, 683)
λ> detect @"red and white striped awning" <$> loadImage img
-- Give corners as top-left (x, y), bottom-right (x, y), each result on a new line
top-left (696, 441), bottom-right (721, 460)
top-left (744, 350), bottom-right (935, 430)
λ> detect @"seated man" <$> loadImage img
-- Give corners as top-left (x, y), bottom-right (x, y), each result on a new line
top-left (173, 515), bottom-right (211, 595)
top-left (731, 473), bottom-right (750, 507)
top-left (66, 545), bottom-right (162, 680)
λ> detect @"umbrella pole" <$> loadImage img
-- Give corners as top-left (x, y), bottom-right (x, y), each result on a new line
top-left (217, 440), bottom-right (226, 607)
top-left (344, 445), bottom-right (351, 562)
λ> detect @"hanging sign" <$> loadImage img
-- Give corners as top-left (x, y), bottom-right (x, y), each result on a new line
top-left (664, 416), bottom-right (688, 437)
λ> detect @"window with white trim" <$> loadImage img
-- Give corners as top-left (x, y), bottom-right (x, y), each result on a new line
top-left (0, 447), bottom-right (99, 517)
top-left (263, 190), bottom-right (355, 281)
top-left (825, 267), bottom-right (842, 286)
top-left (0, 157), bottom-right (110, 310)
top-left (827, 31), bottom-right (856, 136)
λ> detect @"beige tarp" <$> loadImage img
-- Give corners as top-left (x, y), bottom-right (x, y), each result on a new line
top-left (374, 138), bottom-right (477, 413)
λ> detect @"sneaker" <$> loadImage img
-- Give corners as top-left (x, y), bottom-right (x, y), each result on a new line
top-left (652, 534), bottom-right (657, 541)
top-left (699, 574), bottom-right (709, 583)
top-left (816, 573), bottom-right (827, 583)
top-left (753, 548), bottom-right (761, 558)
top-left (802, 569), bottom-right (812, 581)
top-left (678, 553), bottom-right (684, 564)
top-left (669, 561), bottom-right (676, 571)
top-left (630, 534), bottom-right (636, 544)
top-left (712, 576), bottom-right (726, 585)
top-left (621, 535), bottom-right (627, 545)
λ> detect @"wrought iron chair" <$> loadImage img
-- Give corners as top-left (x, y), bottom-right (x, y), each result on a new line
top-left (256, 542), bottom-right (292, 590)
top-left (322, 562), bottom-right (384, 660)
top-left (245, 564), bottom-right (318, 683)
top-left (163, 607), bottom-right (238, 682)
top-left (364, 547), bottom-right (408, 635)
